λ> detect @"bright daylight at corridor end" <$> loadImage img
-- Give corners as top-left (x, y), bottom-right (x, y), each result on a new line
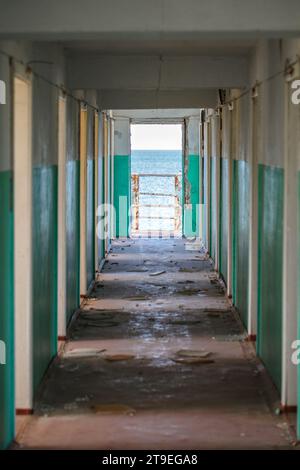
top-left (1, 0), bottom-right (300, 460)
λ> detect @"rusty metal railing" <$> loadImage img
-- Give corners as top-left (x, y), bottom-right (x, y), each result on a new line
top-left (131, 173), bottom-right (182, 234)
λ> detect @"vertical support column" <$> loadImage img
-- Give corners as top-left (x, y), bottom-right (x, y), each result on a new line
top-left (204, 116), bottom-right (211, 251)
top-left (199, 116), bottom-right (205, 242)
top-left (65, 96), bottom-right (80, 323)
top-left (296, 74), bottom-right (300, 438)
top-left (211, 111), bottom-right (221, 269)
top-left (0, 54), bottom-right (14, 449)
top-left (79, 105), bottom-right (87, 296)
top-left (103, 113), bottom-right (110, 254)
top-left (219, 103), bottom-right (230, 286)
top-left (94, 112), bottom-right (99, 271)
top-left (183, 116), bottom-right (200, 238)
top-left (96, 112), bottom-right (105, 264)
top-left (57, 95), bottom-right (67, 339)
top-left (110, 117), bottom-right (115, 240)
top-left (256, 42), bottom-right (284, 393)
top-left (114, 117), bottom-right (131, 238)
top-left (281, 75), bottom-right (299, 409)
top-left (14, 74), bottom-right (33, 413)
top-left (227, 99), bottom-right (236, 298)
top-left (247, 88), bottom-right (260, 339)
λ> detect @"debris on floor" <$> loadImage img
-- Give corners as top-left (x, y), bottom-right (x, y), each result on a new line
top-left (179, 267), bottom-right (196, 273)
top-left (123, 295), bottom-right (150, 301)
top-left (175, 288), bottom-right (205, 296)
top-left (104, 354), bottom-right (135, 362)
top-left (171, 357), bottom-right (215, 365)
top-left (21, 238), bottom-right (293, 450)
top-left (175, 349), bottom-right (212, 358)
top-left (91, 404), bottom-right (136, 415)
top-left (63, 348), bottom-right (106, 358)
top-left (149, 270), bottom-right (166, 276)
top-left (127, 267), bottom-right (149, 272)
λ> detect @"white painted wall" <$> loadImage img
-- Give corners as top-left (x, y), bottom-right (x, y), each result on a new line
top-left (14, 75), bottom-right (33, 411)
top-left (114, 118), bottom-right (130, 156)
top-left (57, 96), bottom-right (67, 338)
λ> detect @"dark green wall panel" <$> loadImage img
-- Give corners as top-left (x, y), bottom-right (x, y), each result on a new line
top-left (101, 155), bottom-right (105, 257)
top-left (66, 160), bottom-right (80, 323)
top-left (232, 160), bottom-right (249, 328)
top-left (32, 165), bottom-right (58, 392)
top-left (0, 171), bottom-right (14, 449)
top-left (114, 155), bottom-right (130, 238)
top-left (298, 172), bottom-right (300, 439)
top-left (210, 157), bottom-right (217, 261)
top-left (257, 163), bottom-right (283, 392)
top-left (86, 159), bottom-right (95, 288)
top-left (183, 154), bottom-right (199, 237)
top-left (219, 158), bottom-right (229, 283)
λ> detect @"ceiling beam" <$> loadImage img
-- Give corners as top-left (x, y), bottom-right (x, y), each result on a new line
top-left (97, 89), bottom-right (218, 109)
top-left (67, 54), bottom-right (249, 90)
top-left (0, 0), bottom-right (299, 39)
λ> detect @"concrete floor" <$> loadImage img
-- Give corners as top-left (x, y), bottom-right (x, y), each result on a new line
top-left (15, 238), bottom-right (297, 449)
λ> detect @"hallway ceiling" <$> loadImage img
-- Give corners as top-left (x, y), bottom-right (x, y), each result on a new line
top-left (63, 39), bottom-right (256, 57)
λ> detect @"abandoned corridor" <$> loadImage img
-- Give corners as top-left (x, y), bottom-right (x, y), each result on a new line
top-left (15, 239), bottom-right (294, 449)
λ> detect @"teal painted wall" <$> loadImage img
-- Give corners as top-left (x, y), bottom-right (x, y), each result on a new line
top-left (0, 171), bottom-right (14, 449)
top-left (219, 158), bottom-right (229, 283)
top-left (97, 115), bottom-right (104, 264)
top-left (298, 172), bottom-right (300, 439)
top-left (86, 112), bottom-right (95, 289)
top-left (32, 165), bottom-right (58, 391)
top-left (32, 77), bottom-right (58, 393)
top-left (86, 158), bottom-right (95, 287)
top-left (257, 163), bottom-right (283, 392)
top-left (101, 153), bottom-right (105, 257)
top-left (114, 155), bottom-right (130, 237)
top-left (200, 155), bottom-right (205, 242)
top-left (66, 160), bottom-right (80, 323)
top-left (66, 99), bottom-right (80, 324)
top-left (183, 154), bottom-right (200, 237)
top-left (202, 155), bottom-right (208, 247)
top-left (232, 159), bottom-right (250, 328)
top-left (210, 157), bottom-right (217, 261)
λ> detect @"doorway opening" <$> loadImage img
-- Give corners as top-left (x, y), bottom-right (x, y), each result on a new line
top-left (130, 123), bottom-right (183, 238)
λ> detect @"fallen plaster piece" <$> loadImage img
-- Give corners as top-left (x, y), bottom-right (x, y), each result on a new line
top-left (123, 295), bottom-right (150, 301)
top-left (172, 357), bottom-right (215, 365)
top-left (177, 280), bottom-right (195, 284)
top-left (127, 267), bottom-right (149, 272)
top-left (176, 288), bottom-right (205, 296)
top-left (149, 270), bottom-right (166, 276)
top-left (206, 312), bottom-right (222, 317)
top-left (169, 319), bottom-right (202, 326)
top-left (63, 348), bottom-right (106, 358)
top-left (64, 402), bottom-right (79, 411)
top-left (104, 354), bottom-right (135, 362)
top-left (179, 268), bottom-right (195, 273)
top-left (176, 349), bottom-right (212, 358)
top-left (204, 308), bottom-right (231, 316)
top-left (91, 404), bottom-right (136, 415)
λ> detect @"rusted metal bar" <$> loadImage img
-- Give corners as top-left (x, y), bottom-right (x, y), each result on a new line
top-left (139, 192), bottom-right (177, 197)
top-left (137, 173), bottom-right (181, 178)
top-left (131, 172), bottom-right (182, 234)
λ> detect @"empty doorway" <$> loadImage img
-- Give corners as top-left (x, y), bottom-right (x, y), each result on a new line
top-left (130, 123), bottom-right (183, 237)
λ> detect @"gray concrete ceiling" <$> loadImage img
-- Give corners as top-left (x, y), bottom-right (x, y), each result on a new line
top-left (63, 39), bottom-right (256, 57)
top-left (0, 0), bottom-right (299, 40)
